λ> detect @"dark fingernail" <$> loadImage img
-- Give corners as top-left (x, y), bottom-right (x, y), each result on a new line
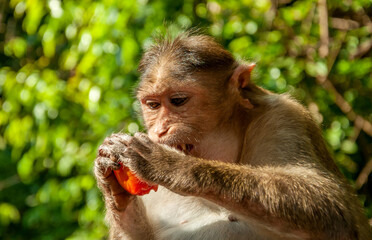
top-left (112, 162), bottom-right (121, 170)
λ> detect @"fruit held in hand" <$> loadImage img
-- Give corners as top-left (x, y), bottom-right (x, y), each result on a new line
top-left (113, 163), bottom-right (158, 196)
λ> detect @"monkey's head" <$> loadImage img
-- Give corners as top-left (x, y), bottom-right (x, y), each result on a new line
top-left (136, 32), bottom-right (254, 157)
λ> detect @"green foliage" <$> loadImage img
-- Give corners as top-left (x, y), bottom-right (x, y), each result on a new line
top-left (1, 0), bottom-right (372, 238)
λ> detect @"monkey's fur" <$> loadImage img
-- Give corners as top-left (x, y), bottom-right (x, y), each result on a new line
top-left (94, 32), bottom-right (372, 240)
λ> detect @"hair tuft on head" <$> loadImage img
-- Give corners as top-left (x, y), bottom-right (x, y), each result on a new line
top-left (138, 29), bottom-right (238, 81)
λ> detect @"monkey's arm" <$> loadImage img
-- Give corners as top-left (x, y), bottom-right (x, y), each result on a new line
top-left (94, 145), bottom-right (155, 239)
top-left (182, 161), bottom-right (356, 238)
top-left (116, 133), bottom-right (359, 239)
top-left (106, 196), bottom-right (154, 240)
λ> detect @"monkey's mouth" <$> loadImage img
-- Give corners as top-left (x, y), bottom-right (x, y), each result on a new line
top-left (176, 144), bottom-right (194, 155)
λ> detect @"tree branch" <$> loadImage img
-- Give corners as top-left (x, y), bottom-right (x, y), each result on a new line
top-left (349, 38), bottom-right (372, 60)
top-left (318, 0), bottom-right (329, 58)
top-left (0, 175), bottom-right (20, 191)
top-left (316, 76), bottom-right (372, 138)
top-left (315, 2), bottom-right (372, 138)
top-left (330, 18), bottom-right (359, 31)
top-left (355, 158), bottom-right (372, 189)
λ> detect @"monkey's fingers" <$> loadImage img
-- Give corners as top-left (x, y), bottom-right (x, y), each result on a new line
top-left (134, 132), bottom-right (152, 144)
top-left (99, 144), bottom-right (125, 163)
top-left (94, 156), bottom-right (121, 179)
top-left (98, 145), bottom-right (112, 157)
top-left (120, 148), bottom-right (153, 180)
top-left (100, 133), bottom-right (131, 154)
top-left (129, 133), bottom-right (152, 156)
top-left (109, 133), bottom-right (132, 145)
top-left (102, 137), bottom-right (115, 145)
top-left (100, 134), bottom-right (132, 158)
top-left (105, 171), bottom-right (134, 211)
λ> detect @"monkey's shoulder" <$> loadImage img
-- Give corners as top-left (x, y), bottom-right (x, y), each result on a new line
top-left (242, 93), bottom-right (327, 166)
top-left (262, 93), bottom-right (310, 117)
top-left (248, 93), bottom-right (317, 136)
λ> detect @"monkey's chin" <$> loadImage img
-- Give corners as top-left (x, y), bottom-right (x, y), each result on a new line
top-left (176, 144), bottom-right (194, 155)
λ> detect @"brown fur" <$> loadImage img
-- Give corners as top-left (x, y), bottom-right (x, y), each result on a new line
top-left (94, 32), bottom-right (372, 240)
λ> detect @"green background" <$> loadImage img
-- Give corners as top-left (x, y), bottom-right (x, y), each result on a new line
top-left (1, 0), bottom-right (372, 239)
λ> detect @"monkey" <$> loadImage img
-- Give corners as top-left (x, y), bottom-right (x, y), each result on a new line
top-left (94, 32), bottom-right (372, 240)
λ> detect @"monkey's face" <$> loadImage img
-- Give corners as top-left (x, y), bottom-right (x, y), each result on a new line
top-left (137, 79), bottom-right (222, 157)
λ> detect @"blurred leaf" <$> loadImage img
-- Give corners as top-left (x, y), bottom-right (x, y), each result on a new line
top-left (0, 203), bottom-right (20, 226)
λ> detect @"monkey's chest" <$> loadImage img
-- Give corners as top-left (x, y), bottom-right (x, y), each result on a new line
top-left (141, 187), bottom-right (265, 240)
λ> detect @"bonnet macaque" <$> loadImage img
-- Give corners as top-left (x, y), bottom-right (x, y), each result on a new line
top-left (94, 32), bottom-right (372, 240)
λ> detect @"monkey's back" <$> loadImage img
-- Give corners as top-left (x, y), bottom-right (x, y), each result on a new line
top-left (242, 90), bottom-right (372, 239)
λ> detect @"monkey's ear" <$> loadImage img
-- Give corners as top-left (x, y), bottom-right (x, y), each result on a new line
top-left (230, 63), bottom-right (255, 89)
top-left (230, 63), bottom-right (255, 109)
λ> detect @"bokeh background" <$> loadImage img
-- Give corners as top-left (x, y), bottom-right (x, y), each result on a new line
top-left (1, 0), bottom-right (372, 239)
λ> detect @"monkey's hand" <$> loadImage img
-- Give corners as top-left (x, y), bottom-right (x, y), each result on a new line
top-left (114, 132), bottom-right (188, 189)
top-left (94, 134), bottom-right (134, 212)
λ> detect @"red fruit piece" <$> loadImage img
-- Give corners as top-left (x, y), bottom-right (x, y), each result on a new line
top-left (113, 163), bottom-right (158, 196)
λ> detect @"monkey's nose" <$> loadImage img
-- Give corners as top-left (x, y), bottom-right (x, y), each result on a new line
top-left (153, 125), bottom-right (169, 138)
top-left (157, 129), bottom-right (168, 138)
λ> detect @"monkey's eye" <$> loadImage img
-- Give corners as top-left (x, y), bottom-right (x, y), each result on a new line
top-left (170, 97), bottom-right (188, 107)
top-left (146, 100), bottom-right (160, 109)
